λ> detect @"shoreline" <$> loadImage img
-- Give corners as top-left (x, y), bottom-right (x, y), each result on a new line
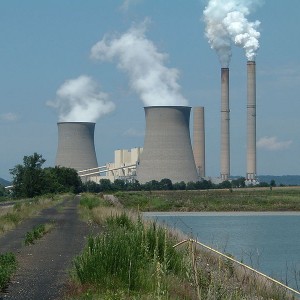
top-left (143, 211), bottom-right (300, 217)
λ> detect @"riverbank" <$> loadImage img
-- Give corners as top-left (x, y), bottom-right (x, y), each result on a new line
top-left (115, 187), bottom-right (300, 212)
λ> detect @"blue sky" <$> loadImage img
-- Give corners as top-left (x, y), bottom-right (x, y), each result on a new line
top-left (0, 0), bottom-right (299, 180)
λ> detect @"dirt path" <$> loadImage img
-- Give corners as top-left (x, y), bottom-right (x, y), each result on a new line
top-left (0, 195), bottom-right (95, 300)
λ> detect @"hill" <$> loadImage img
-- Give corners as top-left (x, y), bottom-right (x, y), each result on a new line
top-left (0, 178), bottom-right (11, 187)
top-left (258, 175), bottom-right (300, 186)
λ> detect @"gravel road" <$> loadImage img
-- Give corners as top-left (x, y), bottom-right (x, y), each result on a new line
top-left (0, 195), bottom-right (94, 300)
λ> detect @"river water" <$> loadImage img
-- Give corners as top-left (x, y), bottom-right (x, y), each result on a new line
top-left (143, 212), bottom-right (300, 291)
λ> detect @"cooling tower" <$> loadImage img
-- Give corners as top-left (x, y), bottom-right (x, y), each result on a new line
top-left (246, 61), bottom-right (257, 180)
top-left (220, 68), bottom-right (230, 181)
top-left (55, 122), bottom-right (98, 171)
top-left (193, 107), bottom-right (205, 178)
top-left (136, 106), bottom-right (198, 183)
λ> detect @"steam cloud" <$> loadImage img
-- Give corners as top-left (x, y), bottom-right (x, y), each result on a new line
top-left (204, 0), bottom-right (261, 66)
top-left (90, 20), bottom-right (188, 106)
top-left (48, 75), bottom-right (115, 122)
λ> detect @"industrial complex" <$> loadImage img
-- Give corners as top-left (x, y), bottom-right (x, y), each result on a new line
top-left (54, 61), bottom-right (258, 184)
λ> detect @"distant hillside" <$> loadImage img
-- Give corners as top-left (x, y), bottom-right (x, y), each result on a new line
top-left (258, 175), bottom-right (300, 186)
top-left (0, 178), bottom-right (11, 187)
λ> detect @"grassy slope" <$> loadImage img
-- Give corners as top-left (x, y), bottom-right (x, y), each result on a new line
top-left (115, 187), bottom-right (300, 212)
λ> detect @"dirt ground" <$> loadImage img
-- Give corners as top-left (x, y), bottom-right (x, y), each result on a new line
top-left (0, 195), bottom-right (95, 300)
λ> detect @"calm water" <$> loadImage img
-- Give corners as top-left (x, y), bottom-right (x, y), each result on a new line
top-left (144, 212), bottom-right (300, 291)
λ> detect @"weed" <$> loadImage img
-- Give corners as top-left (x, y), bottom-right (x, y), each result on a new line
top-left (24, 223), bottom-right (54, 246)
top-left (0, 252), bottom-right (17, 291)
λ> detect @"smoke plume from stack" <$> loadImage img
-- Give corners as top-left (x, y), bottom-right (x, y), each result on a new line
top-left (90, 20), bottom-right (188, 106)
top-left (203, 0), bottom-right (262, 65)
top-left (48, 75), bottom-right (115, 122)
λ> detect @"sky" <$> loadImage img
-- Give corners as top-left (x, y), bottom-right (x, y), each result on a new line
top-left (0, 0), bottom-right (299, 180)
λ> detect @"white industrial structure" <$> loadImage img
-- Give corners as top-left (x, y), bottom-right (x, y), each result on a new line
top-left (78, 147), bottom-right (143, 183)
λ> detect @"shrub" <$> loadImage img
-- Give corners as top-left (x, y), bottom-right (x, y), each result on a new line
top-left (79, 195), bottom-right (101, 210)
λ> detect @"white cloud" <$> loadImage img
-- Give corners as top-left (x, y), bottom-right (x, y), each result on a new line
top-left (120, 0), bottom-right (143, 12)
top-left (123, 128), bottom-right (144, 137)
top-left (1, 112), bottom-right (18, 122)
top-left (257, 136), bottom-right (292, 151)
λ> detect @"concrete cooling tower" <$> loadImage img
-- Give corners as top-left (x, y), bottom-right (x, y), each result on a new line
top-left (193, 107), bottom-right (205, 178)
top-left (136, 106), bottom-right (198, 184)
top-left (55, 122), bottom-right (98, 171)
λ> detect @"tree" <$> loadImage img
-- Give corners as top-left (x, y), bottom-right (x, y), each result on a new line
top-left (83, 180), bottom-right (101, 193)
top-left (160, 178), bottom-right (173, 190)
top-left (44, 166), bottom-right (82, 194)
top-left (99, 179), bottom-right (112, 192)
top-left (0, 184), bottom-right (7, 197)
top-left (173, 181), bottom-right (186, 190)
top-left (113, 179), bottom-right (126, 191)
top-left (10, 153), bottom-right (46, 198)
top-left (270, 179), bottom-right (276, 187)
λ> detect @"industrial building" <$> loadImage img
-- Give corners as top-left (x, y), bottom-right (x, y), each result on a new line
top-left (55, 63), bottom-right (258, 185)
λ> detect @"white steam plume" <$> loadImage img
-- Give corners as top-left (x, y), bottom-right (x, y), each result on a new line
top-left (90, 20), bottom-right (188, 106)
top-left (47, 75), bottom-right (115, 122)
top-left (204, 0), bottom-right (262, 66)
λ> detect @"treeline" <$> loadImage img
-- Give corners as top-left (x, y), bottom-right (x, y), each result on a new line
top-left (8, 153), bottom-right (81, 198)
top-left (83, 177), bottom-right (248, 193)
top-left (1, 152), bottom-right (278, 200)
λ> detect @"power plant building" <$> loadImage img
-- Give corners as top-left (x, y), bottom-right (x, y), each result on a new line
top-left (136, 106), bottom-right (199, 183)
top-left (104, 147), bottom-right (143, 181)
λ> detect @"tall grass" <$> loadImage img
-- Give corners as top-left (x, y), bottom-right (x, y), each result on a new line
top-left (72, 212), bottom-right (188, 298)
top-left (0, 252), bottom-right (17, 291)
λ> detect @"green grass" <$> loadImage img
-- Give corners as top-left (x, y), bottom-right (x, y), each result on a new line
top-left (71, 212), bottom-right (190, 299)
top-left (0, 252), bottom-right (17, 291)
top-left (0, 195), bottom-right (65, 237)
top-left (24, 223), bottom-right (54, 246)
top-left (116, 188), bottom-right (300, 211)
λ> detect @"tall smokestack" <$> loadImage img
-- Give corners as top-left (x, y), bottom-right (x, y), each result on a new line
top-left (136, 106), bottom-right (198, 183)
top-left (193, 107), bottom-right (205, 178)
top-left (220, 68), bottom-right (230, 181)
top-left (55, 122), bottom-right (98, 171)
top-left (246, 61), bottom-right (256, 181)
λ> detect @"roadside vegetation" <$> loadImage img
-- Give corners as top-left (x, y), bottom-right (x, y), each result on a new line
top-left (67, 193), bottom-right (295, 299)
top-left (0, 252), bottom-right (17, 291)
top-left (0, 195), bottom-right (65, 237)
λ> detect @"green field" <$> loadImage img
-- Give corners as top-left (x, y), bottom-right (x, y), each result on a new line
top-left (115, 187), bottom-right (300, 212)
